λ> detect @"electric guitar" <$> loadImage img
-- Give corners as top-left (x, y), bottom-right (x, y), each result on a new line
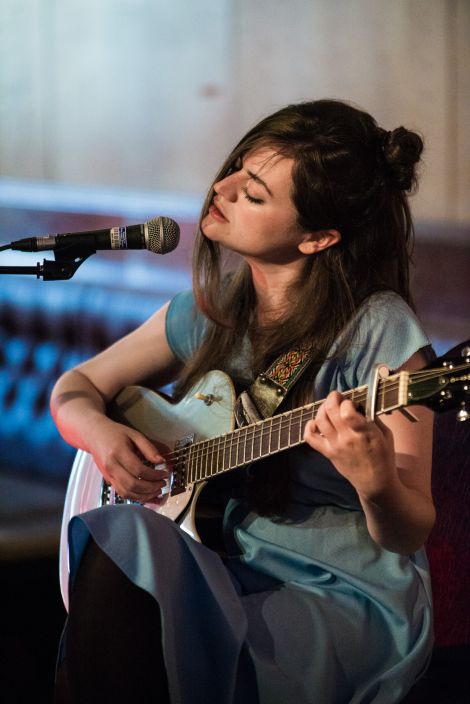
top-left (59, 340), bottom-right (470, 609)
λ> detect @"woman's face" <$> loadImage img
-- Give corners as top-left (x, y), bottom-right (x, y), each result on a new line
top-left (201, 147), bottom-right (309, 264)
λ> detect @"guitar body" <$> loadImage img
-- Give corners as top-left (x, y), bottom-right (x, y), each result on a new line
top-left (59, 370), bottom-right (236, 609)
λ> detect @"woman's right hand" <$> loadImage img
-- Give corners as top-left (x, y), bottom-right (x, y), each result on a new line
top-left (50, 302), bottom-right (181, 504)
top-left (86, 415), bottom-right (170, 503)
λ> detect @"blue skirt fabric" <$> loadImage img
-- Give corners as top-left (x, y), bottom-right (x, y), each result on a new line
top-left (67, 503), bottom-right (433, 704)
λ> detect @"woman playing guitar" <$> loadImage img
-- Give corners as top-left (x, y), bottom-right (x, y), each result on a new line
top-left (51, 99), bottom-right (435, 703)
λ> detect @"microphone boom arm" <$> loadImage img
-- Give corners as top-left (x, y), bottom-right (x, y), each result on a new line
top-left (0, 243), bottom-right (96, 280)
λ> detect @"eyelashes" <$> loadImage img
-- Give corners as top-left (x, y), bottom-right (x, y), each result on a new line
top-left (242, 187), bottom-right (264, 205)
top-left (225, 157), bottom-right (265, 204)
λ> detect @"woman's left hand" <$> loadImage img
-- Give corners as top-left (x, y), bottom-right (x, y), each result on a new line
top-left (303, 391), bottom-right (397, 499)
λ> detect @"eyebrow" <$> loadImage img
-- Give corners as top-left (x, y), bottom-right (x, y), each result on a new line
top-left (246, 170), bottom-right (273, 197)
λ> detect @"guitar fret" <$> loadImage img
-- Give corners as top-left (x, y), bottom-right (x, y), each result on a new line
top-left (243, 427), bottom-right (249, 465)
top-left (252, 426), bottom-right (262, 462)
top-left (249, 428), bottom-right (256, 462)
top-left (232, 436), bottom-right (238, 468)
top-left (203, 438), bottom-right (208, 477)
top-left (196, 439), bottom-right (205, 480)
top-left (272, 416), bottom-right (281, 453)
top-left (279, 418), bottom-right (284, 449)
top-left (222, 436), bottom-right (231, 472)
top-left (297, 408), bottom-right (305, 442)
top-left (365, 376), bottom-right (401, 415)
top-left (189, 445), bottom-right (195, 482)
top-left (227, 431), bottom-right (234, 469)
top-left (195, 446), bottom-right (201, 483)
top-left (197, 440), bottom-right (205, 480)
top-left (294, 411), bottom-right (301, 445)
top-left (236, 431), bottom-right (243, 468)
top-left (287, 413), bottom-right (293, 448)
top-left (186, 446), bottom-right (193, 483)
top-left (207, 438), bottom-right (218, 477)
top-left (237, 429), bottom-right (245, 467)
top-left (300, 408), bottom-right (309, 440)
top-left (267, 418), bottom-right (273, 454)
top-left (203, 439), bottom-right (210, 479)
top-left (260, 422), bottom-right (270, 456)
top-left (211, 437), bottom-right (219, 476)
top-left (190, 444), bottom-right (197, 482)
top-left (215, 435), bottom-right (224, 477)
top-left (380, 379), bottom-right (386, 413)
top-left (378, 380), bottom-right (386, 413)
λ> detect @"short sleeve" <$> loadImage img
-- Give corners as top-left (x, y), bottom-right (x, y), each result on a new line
top-left (341, 292), bottom-right (432, 388)
top-left (165, 289), bottom-right (208, 363)
top-left (314, 291), bottom-right (432, 398)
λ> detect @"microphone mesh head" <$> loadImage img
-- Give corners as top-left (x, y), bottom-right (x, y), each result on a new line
top-left (146, 217), bottom-right (180, 254)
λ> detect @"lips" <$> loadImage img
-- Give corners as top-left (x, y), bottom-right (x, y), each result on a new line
top-left (209, 199), bottom-right (228, 222)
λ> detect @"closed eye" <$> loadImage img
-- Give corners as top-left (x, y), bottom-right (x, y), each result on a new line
top-left (242, 187), bottom-right (264, 205)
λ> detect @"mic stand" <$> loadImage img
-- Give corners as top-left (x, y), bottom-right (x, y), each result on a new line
top-left (0, 244), bottom-right (96, 280)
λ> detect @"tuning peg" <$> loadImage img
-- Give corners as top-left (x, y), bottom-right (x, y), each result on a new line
top-left (457, 401), bottom-right (470, 422)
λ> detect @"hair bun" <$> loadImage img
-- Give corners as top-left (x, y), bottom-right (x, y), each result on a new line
top-left (382, 127), bottom-right (423, 192)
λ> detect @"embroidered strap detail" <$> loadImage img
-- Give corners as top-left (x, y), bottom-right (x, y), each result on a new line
top-left (265, 347), bottom-right (312, 390)
top-left (236, 348), bottom-right (312, 425)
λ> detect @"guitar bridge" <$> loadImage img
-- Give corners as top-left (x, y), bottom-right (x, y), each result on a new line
top-left (171, 433), bottom-right (194, 495)
top-left (100, 480), bottom-right (141, 506)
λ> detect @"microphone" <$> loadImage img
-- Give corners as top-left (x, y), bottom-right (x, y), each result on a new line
top-left (9, 216), bottom-right (180, 255)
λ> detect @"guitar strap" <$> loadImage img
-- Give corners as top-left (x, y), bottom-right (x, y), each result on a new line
top-left (235, 347), bottom-right (312, 426)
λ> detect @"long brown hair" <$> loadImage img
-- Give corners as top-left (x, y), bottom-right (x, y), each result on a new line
top-left (175, 99), bottom-right (423, 515)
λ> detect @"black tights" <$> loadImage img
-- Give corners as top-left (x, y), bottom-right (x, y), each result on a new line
top-left (55, 538), bottom-right (170, 703)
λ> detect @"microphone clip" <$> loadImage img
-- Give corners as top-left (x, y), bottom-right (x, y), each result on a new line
top-left (40, 241), bottom-right (97, 280)
top-left (0, 241), bottom-right (96, 280)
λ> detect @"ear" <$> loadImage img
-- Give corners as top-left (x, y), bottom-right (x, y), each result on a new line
top-left (298, 229), bottom-right (341, 255)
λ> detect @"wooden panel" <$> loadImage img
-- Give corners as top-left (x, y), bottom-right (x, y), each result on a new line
top-left (234, 0), bottom-right (452, 222)
top-left (0, 0), bottom-right (469, 231)
top-left (456, 0), bottom-right (470, 222)
top-left (49, 0), bottom-right (235, 193)
top-left (0, 1), bottom-right (235, 193)
top-left (0, 0), bottom-right (50, 178)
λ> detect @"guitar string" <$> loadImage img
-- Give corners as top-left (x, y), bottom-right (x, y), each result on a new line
top-left (160, 363), bottom-right (469, 478)
top-left (163, 363), bottom-right (470, 470)
top-left (183, 385), bottom-right (385, 478)
top-left (164, 388), bottom-right (365, 466)
top-left (163, 380), bottom-right (391, 471)
top-left (164, 367), bottom-right (426, 468)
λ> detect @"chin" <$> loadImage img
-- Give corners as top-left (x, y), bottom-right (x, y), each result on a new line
top-left (201, 216), bottom-right (214, 235)
top-left (201, 221), bottom-right (222, 244)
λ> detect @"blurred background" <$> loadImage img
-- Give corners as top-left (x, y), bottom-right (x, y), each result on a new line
top-left (0, 1), bottom-right (469, 701)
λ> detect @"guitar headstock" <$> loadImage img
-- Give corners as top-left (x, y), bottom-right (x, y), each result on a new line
top-left (407, 340), bottom-right (470, 420)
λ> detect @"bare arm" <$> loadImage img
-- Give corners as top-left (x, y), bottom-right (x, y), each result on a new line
top-left (303, 350), bottom-right (435, 554)
top-left (50, 301), bottom-right (182, 502)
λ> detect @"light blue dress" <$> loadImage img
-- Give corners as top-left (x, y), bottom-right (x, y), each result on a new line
top-left (67, 290), bottom-right (434, 704)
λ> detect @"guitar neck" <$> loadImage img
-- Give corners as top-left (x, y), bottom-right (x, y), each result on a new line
top-left (184, 371), bottom-right (409, 485)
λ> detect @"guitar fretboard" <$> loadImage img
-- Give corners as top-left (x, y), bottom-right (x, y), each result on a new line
top-left (184, 372), bottom-right (407, 484)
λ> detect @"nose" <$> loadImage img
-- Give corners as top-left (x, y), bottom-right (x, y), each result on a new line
top-left (213, 171), bottom-right (239, 202)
